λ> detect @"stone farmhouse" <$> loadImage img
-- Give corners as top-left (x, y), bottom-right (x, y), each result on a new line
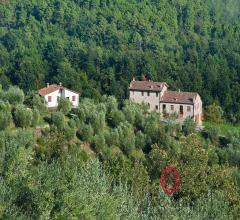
top-left (38, 83), bottom-right (79, 110)
top-left (129, 78), bottom-right (203, 125)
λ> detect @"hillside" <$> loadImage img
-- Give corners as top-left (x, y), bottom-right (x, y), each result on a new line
top-left (0, 0), bottom-right (240, 121)
top-left (0, 85), bottom-right (239, 218)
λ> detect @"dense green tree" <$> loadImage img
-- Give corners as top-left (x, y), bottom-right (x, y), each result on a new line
top-left (13, 105), bottom-right (33, 128)
top-left (51, 111), bottom-right (65, 130)
top-left (182, 117), bottom-right (196, 136)
top-left (205, 103), bottom-right (224, 123)
top-left (4, 86), bottom-right (24, 105)
top-left (57, 97), bottom-right (72, 115)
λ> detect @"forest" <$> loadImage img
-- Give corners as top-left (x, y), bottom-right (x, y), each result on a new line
top-left (0, 85), bottom-right (239, 219)
top-left (0, 0), bottom-right (240, 121)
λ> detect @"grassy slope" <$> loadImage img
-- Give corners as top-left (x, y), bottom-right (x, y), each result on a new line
top-left (204, 121), bottom-right (240, 135)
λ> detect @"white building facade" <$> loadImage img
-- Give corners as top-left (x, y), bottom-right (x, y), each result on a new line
top-left (129, 79), bottom-right (203, 125)
top-left (38, 84), bottom-right (79, 109)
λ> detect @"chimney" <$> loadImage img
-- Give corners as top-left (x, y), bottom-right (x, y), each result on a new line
top-left (47, 83), bottom-right (49, 87)
top-left (132, 77), bottom-right (135, 81)
top-left (178, 89), bottom-right (181, 93)
top-left (60, 82), bottom-right (62, 87)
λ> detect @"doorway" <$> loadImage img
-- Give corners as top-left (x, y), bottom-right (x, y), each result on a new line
top-left (180, 105), bottom-right (183, 115)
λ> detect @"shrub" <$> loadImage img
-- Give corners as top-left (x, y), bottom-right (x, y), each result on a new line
top-left (182, 117), bottom-right (196, 136)
top-left (5, 86), bottom-right (24, 105)
top-left (77, 124), bottom-right (94, 142)
top-left (205, 103), bottom-right (224, 123)
top-left (135, 131), bottom-right (146, 149)
top-left (57, 97), bottom-right (72, 115)
top-left (0, 110), bottom-right (12, 130)
top-left (108, 109), bottom-right (125, 128)
top-left (51, 111), bottom-right (65, 130)
top-left (93, 134), bottom-right (106, 153)
top-left (105, 129), bottom-right (120, 147)
top-left (208, 150), bottom-right (219, 165)
top-left (90, 111), bottom-right (105, 134)
top-left (32, 108), bottom-right (40, 126)
top-left (13, 105), bottom-right (33, 128)
top-left (32, 94), bottom-right (48, 114)
top-left (207, 126), bottom-right (220, 143)
top-left (64, 126), bottom-right (76, 141)
top-left (0, 100), bottom-right (11, 112)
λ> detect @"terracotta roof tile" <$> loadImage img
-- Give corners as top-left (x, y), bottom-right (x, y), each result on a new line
top-left (161, 91), bottom-right (198, 104)
top-left (38, 84), bottom-right (60, 96)
top-left (129, 80), bottom-right (168, 91)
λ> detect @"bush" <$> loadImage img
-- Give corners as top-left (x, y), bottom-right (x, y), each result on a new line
top-left (13, 105), bottom-right (33, 128)
top-left (105, 129), bottom-right (120, 147)
top-left (182, 117), bottom-right (196, 136)
top-left (207, 126), bottom-right (220, 143)
top-left (51, 111), bottom-right (65, 130)
top-left (205, 103), bottom-right (224, 123)
top-left (93, 134), bottom-right (106, 153)
top-left (5, 86), bottom-right (24, 105)
top-left (32, 94), bottom-right (48, 114)
top-left (77, 124), bottom-right (94, 142)
top-left (208, 150), bottom-right (219, 165)
top-left (57, 97), bottom-right (72, 115)
top-left (90, 111), bottom-right (105, 134)
top-left (64, 126), bottom-right (76, 141)
top-left (32, 108), bottom-right (40, 126)
top-left (108, 109), bottom-right (125, 128)
top-left (0, 110), bottom-right (12, 130)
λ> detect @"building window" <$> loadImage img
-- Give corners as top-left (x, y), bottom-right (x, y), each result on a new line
top-left (72, 96), bottom-right (76, 101)
top-left (57, 96), bottom-right (60, 102)
top-left (142, 91), bottom-right (144, 96)
top-left (155, 105), bottom-right (159, 110)
top-left (132, 91), bottom-right (135, 96)
top-left (171, 105), bottom-right (174, 110)
top-left (180, 105), bottom-right (183, 115)
top-left (163, 104), bottom-right (166, 111)
top-left (147, 91), bottom-right (150, 96)
top-left (48, 96), bottom-right (52, 102)
top-left (156, 92), bottom-right (159, 97)
top-left (187, 106), bottom-right (191, 112)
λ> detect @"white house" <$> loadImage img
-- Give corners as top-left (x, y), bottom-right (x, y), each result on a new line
top-left (129, 78), bottom-right (203, 125)
top-left (38, 83), bottom-right (79, 110)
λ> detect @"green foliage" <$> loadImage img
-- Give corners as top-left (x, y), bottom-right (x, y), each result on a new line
top-left (4, 86), bottom-right (24, 105)
top-left (207, 126), bottom-right (220, 143)
top-left (205, 103), bottom-right (224, 123)
top-left (182, 117), bottom-right (196, 136)
top-left (0, 0), bottom-right (240, 122)
top-left (32, 108), bottom-right (40, 126)
top-left (0, 101), bottom-right (12, 130)
top-left (0, 110), bottom-right (12, 130)
top-left (25, 93), bottom-right (48, 115)
top-left (57, 97), bottom-right (72, 115)
top-left (64, 126), bottom-right (76, 141)
top-left (13, 105), bottom-right (33, 128)
top-left (77, 124), bottom-right (94, 142)
top-left (0, 87), bottom-right (240, 218)
top-left (51, 111), bottom-right (65, 130)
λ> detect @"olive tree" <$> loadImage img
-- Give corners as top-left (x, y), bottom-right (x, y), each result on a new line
top-left (57, 97), bottom-right (72, 115)
top-left (13, 105), bottom-right (33, 128)
top-left (51, 111), bottom-right (65, 130)
top-left (5, 86), bottom-right (24, 105)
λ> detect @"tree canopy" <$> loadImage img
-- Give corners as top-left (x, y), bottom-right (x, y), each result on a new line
top-left (0, 0), bottom-right (240, 121)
